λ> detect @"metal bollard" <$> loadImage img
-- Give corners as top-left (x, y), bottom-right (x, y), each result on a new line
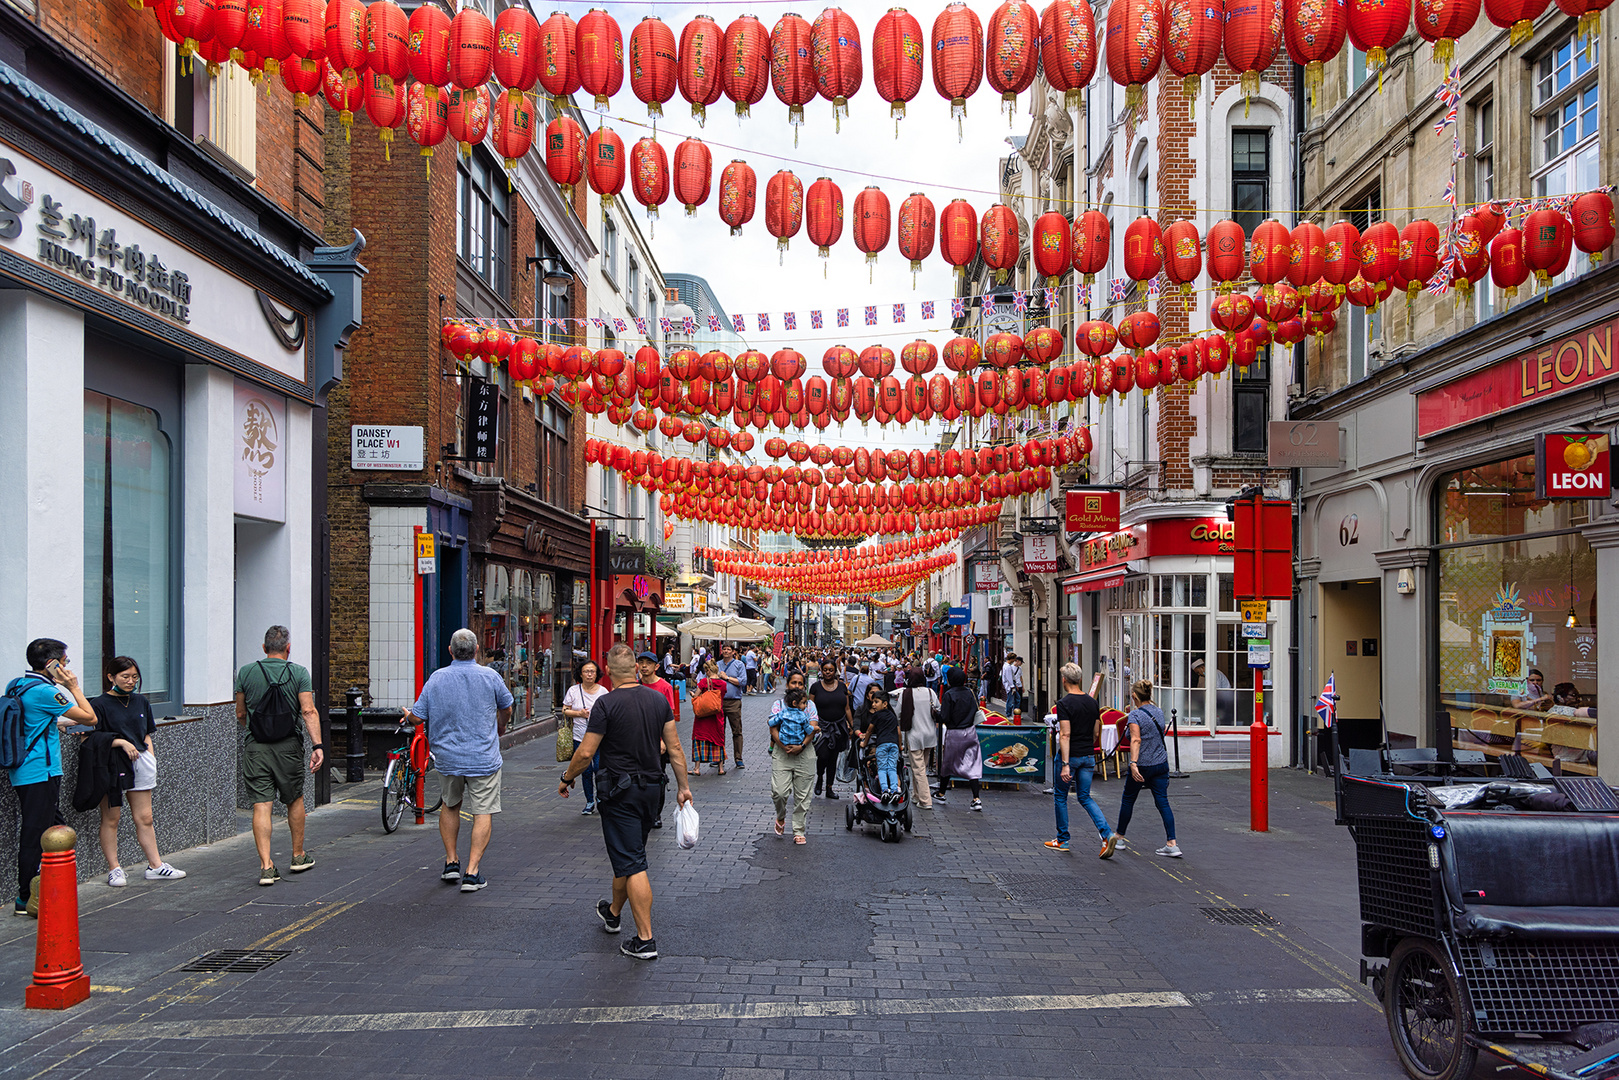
top-left (345, 686), bottom-right (366, 783)
top-left (25, 826), bottom-right (90, 1009)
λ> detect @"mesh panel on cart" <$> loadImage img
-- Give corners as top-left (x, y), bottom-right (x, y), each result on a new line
top-left (1460, 941), bottom-right (1619, 1034)
top-left (1354, 818), bottom-right (1438, 936)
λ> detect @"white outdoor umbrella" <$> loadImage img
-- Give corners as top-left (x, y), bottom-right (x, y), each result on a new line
top-left (675, 613), bottom-right (775, 640)
top-left (854, 634), bottom-right (893, 648)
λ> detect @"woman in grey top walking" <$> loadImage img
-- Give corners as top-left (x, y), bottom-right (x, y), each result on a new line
top-left (1112, 680), bottom-right (1181, 858)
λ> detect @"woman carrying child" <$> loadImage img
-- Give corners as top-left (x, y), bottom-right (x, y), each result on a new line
top-left (768, 682), bottom-right (818, 843)
top-left (858, 684), bottom-right (903, 804)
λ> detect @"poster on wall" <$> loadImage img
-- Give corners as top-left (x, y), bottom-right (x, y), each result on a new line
top-left (1481, 584), bottom-right (1535, 696)
top-left (234, 380), bottom-right (285, 522)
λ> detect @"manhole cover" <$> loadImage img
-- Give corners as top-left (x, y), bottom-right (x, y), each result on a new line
top-left (994, 874), bottom-right (1103, 904)
top-left (179, 949), bottom-right (293, 973)
top-left (1201, 907), bottom-right (1277, 926)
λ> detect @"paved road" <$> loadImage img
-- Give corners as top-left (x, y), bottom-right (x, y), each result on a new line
top-left (1, 692), bottom-right (1421, 1079)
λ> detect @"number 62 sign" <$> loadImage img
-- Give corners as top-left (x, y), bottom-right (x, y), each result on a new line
top-left (1267, 421), bottom-right (1344, 469)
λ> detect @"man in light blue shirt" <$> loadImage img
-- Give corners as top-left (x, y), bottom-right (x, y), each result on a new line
top-left (718, 644), bottom-right (749, 769)
top-left (404, 629), bottom-right (512, 893)
top-left (9, 638), bottom-right (94, 916)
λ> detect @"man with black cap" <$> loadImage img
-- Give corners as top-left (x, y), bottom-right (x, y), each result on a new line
top-left (637, 650), bottom-right (677, 828)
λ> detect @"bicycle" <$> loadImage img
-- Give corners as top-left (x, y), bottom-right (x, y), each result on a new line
top-left (381, 720), bottom-right (444, 833)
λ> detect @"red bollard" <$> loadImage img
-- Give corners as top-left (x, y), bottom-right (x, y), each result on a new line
top-left (26, 825), bottom-right (90, 1009)
top-left (1250, 715), bottom-right (1269, 833)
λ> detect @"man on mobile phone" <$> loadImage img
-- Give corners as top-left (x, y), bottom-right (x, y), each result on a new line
top-left (8, 639), bottom-right (95, 917)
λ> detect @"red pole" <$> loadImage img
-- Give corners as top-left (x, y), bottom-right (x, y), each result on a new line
top-left (1251, 659), bottom-right (1269, 832)
top-left (413, 526), bottom-right (426, 700)
top-left (26, 826), bottom-right (90, 1009)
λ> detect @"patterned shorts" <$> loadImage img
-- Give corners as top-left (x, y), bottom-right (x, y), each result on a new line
top-left (692, 739), bottom-right (726, 765)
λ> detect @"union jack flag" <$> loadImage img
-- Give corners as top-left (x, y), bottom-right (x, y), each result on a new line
top-left (683, 317), bottom-right (696, 335)
top-left (892, 303), bottom-right (905, 323)
top-left (1077, 283), bottom-right (1091, 308)
top-left (784, 312), bottom-right (796, 330)
top-left (757, 314), bottom-right (770, 332)
top-left (1452, 134), bottom-right (1466, 160)
top-left (709, 314), bottom-right (723, 333)
top-left (1433, 65), bottom-right (1462, 108)
top-left (1043, 287), bottom-right (1059, 309)
top-left (1109, 277), bottom-right (1127, 303)
top-left (1315, 673), bottom-right (1337, 729)
top-left (811, 310), bottom-right (823, 328)
top-left (634, 317), bottom-right (648, 336)
top-left (1442, 175), bottom-right (1458, 206)
top-left (1013, 290), bottom-right (1027, 313)
top-left (733, 314), bottom-right (747, 333)
top-left (837, 308), bottom-right (849, 327)
top-left (659, 318), bottom-right (672, 334)
top-left (1147, 275), bottom-right (1161, 300)
top-left (921, 300), bottom-right (935, 320)
top-left (1433, 104), bottom-right (1458, 135)
top-left (1426, 263), bottom-right (1453, 296)
top-left (864, 306), bottom-right (877, 326)
top-left (612, 318), bottom-right (627, 333)
top-left (950, 297), bottom-right (966, 318)
top-left (591, 318), bottom-right (606, 330)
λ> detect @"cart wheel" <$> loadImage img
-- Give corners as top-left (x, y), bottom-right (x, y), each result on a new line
top-left (902, 808), bottom-right (913, 833)
top-left (882, 820), bottom-right (898, 843)
top-left (1385, 937), bottom-right (1477, 1080)
top-left (845, 803), bottom-right (854, 831)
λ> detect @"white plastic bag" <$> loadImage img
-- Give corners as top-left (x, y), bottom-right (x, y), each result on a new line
top-left (674, 802), bottom-right (700, 849)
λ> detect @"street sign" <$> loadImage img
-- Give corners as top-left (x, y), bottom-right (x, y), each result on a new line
top-left (1242, 621), bottom-right (1267, 639)
top-left (1247, 639), bottom-right (1271, 668)
top-left (351, 425), bottom-right (424, 470)
top-left (1233, 498), bottom-right (1293, 600)
top-left (1240, 600), bottom-right (1269, 622)
top-left (1064, 490), bottom-right (1121, 532)
top-left (415, 532), bottom-right (436, 575)
top-left (1267, 421), bottom-right (1344, 469)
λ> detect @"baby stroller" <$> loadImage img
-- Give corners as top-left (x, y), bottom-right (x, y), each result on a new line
top-left (843, 738), bottom-right (912, 842)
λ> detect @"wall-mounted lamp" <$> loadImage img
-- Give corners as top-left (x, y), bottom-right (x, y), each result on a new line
top-left (526, 255), bottom-right (573, 288)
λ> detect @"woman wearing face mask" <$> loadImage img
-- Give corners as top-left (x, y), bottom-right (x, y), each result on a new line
top-left (89, 657), bottom-right (185, 886)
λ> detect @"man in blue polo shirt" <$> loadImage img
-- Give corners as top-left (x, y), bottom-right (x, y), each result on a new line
top-left (718, 644), bottom-right (748, 769)
top-left (8, 639), bottom-right (95, 916)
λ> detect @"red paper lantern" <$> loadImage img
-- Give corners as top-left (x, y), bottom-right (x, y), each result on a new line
top-left (873, 7), bottom-right (925, 127)
top-left (1134, 351), bottom-right (1161, 392)
top-left (281, 56), bottom-right (322, 106)
top-left (1075, 319), bottom-right (1118, 357)
top-left (1572, 191), bottom-right (1615, 264)
top-left (807, 176), bottom-right (844, 266)
top-left (940, 198), bottom-right (979, 274)
top-left (810, 7), bottom-right (862, 130)
top-left (364, 1), bottom-right (407, 83)
top-left (1106, 0), bottom-right (1163, 113)
top-left (1415, 0), bottom-right (1480, 64)
top-left (1161, 219), bottom-right (1202, 295)
top-left (282, 0), bottom-right (322, 62)
top-left (629, 15), bottom-right (677, 119)
top-left (324, 0), bottom-right (367, 78)
top-left (447, 5), bottom-right (494, 91)
top-left (1118, 310), bottom-right (1161, 354)
top-left (1222, 0), bottom-right (1281, 105)
top-left (1108, 354), bottom-right (1134, 399)
top-left (765, 170), bottom-right (804, 260)
top-left (1122, 216), bottom-right (1163, 283)
top-left (943, 336), bottom-right (982, 371)
top-left (630, 136), bottom-right (668, 218)
top-left (986, 1), bottom-right (1040, 114)
top-left (544, 114), bottom-right (585, 196)
top-left (980, 203), bottom-right (1019, 283)
top-left (1025, 325), bottom-right (1063, 364)
top-left (1322, 219), bottom-right (1362, 295)
top-left (1489, 227), bottom-right (1528, 304)
top-left (678, 14), bottom-right (724, 125)
top-left (1210, 292), bottom-right (1255, 336)
top-left (1249, 219), bottom-right (1291, 291)
top-left (1073, 209), bottom-right (1109, 283)
top-left (1554, 0), bottom-right (1605, 52)
top-left (932, 2), bottom-right (984, 127)
top-left (1164, 0), bottom-right (1223, 108)
top-left (1399, 218), bottom-right (1440, 298)
top-left (898, 192), bottom-right (937, 275)
top-left (363, 69), bottom-right (405, 159)
top-left (405, 1), bottom-right (449, 93)
top-left (770, 12), bottom-right (816, 133)
top-left (902, 339), bottom-right (939, 377)
top-left (719, 159), bottom-right (757, 236)
top-left (985, 332), bottom-right (1024, 369)
top-left (1257, 282), bottom-right (1301, 326)
top-left (1347, 0), bottom-right (1409, 79)
top-left (576, 9), bottom-right (623, 109)
top-left (852, 186), bottom-right (892, 273)
top-left (404, 77), bottom-right (448, 165)
top-left (1285, 0), bottom-right (1347, 107)
top-left (722, 15), bottom-right (770, 119)
top-left (1359, 220), bottom-right (1399, 285)
top-left (1524, 207), bottom-right (1572, 289)
top-left (585, 125), bottom-right (625, 207)
top-left (533, 10), bottom-right (576, 104)
top-left (1207, 219), bottom-right (1247, 292)
top-left (322, 60), bottom-right (364, 138)
top-left (158, 0), bottom-right (216, 62)
top-left (1033, 212), bottom-right (1072, 286)
top-left (673, 137), bottom-right (711, 216)
top-left (1040, 0), bottom-right (1097, 109)
top-left (246, 0), bottom-right (291, 76)
top-left (1202, 333), bottom-right (1231, 377)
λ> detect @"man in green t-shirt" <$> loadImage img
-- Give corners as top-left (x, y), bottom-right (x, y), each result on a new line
top-left (234, 625), bottom-right (324, 887)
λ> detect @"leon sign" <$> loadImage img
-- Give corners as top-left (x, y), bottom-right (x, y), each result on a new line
top-left (1537, 432), bottom-right (1611, 499)
top-left (1417, 317), bottom-right (1617, 437)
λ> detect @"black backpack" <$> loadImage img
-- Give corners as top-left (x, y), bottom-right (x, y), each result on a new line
top-left (248, 662), bottom-right (300, 743)
top-left (0, 673), bottom-right (56, 770)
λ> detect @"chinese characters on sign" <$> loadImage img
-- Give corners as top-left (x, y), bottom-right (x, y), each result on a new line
top-left (233, 381), bottom-right (285, 522)
top-left (1022, 535), bottom-right (1059, 573)
top-left (469, 379), bottom-right (498, 462)
top-left (1063, 490), bottom-right (1121, 532)
top-left (351, 425), bottom-right (425, 470)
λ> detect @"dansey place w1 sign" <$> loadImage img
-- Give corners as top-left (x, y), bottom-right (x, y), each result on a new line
top-left (1536, 432), bottom-right (1611, 499)
top-left (351, 425), bottom-right (424, 470)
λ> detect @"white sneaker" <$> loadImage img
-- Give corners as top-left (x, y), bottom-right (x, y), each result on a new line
top-left (1155, 845), bottom-right (1183, 858)
top-left (145, 863), bottom-right (187, 880)
top-left (107, 867), bottom-right (127, 887)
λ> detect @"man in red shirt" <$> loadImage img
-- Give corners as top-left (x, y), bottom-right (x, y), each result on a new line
top-left (637, 651), bottom-right (677, 829)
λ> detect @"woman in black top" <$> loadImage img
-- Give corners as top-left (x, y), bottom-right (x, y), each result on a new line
top-left (88, 657), bottom-right (185, 886)
top-left (935, 666), bottom-right (984, 811)
top-left (808, 660), bottom-right (853, 800)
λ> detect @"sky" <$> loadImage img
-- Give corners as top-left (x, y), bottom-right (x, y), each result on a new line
top-left (585, 0), bottom-right (1045, 451)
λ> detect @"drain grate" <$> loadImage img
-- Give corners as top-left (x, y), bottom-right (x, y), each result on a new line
top-left (179, 949), bottom-right (293, 973)
top-left (1201, 907), bottom-right (1277, 926)
top-left (994, 874), bottom-right (1104, 904)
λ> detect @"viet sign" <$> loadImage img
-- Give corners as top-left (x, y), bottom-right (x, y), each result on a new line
top-left (1022, 534), bottom-right (1059, 573)
top-left (1536, 431), bottom-right (1611, 499)
top-left (1064, 490), bottom-right (1121, 532)
top-left (351, 425), bottom-right (424, 471)
top-left (415, 532), bottom-right (436, 575)
top-left (1416, 316), bottom-right (1618, 438)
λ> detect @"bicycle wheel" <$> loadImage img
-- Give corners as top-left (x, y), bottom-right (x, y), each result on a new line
top-left (416, 761), bottom-right (445, 813)
top-left (381, 758), bottom-right (408, 833)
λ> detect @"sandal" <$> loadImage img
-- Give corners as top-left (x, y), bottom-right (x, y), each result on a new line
top-left (717, 767), bottom-right (726, 775)
top-left (686, 769), bottom-right (699, 776)
top-left (794, 835), bottom-right (807, 845)
top-left (774, 819), bottom-right (785, 836)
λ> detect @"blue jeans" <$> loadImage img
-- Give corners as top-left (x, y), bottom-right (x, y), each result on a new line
top-left (581, 751), bottom-right (601, 805)
top-left (1054, 757), bottom-right (1110, 845)
top-left (874, 742), bottom-right (901, 794)
top-left (1117, 761), bottom-right (1175, 842)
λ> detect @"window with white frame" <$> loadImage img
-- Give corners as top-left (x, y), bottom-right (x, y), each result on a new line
top-left (627, 257), bottom-right (640, 317)
top-left (601, 215), bottom-right (618, 285)
top-left (1343, 189), bottom-right (1383, 383)
top-left (458, 151), bottom-right (510, 297)
top-left (1348, 47), bottom-right (1368, 94)
top-left (1533, 34), bottom-right (1600, 283)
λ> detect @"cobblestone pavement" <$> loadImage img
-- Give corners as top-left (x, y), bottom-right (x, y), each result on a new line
top-left (0, 692), bottom-right (1425, 1079)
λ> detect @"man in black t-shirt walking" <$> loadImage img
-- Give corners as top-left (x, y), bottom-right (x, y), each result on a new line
top-left (560, 644), bottom-right (692, 960)
top-left (1046, 663), bottom-right (1117, 858)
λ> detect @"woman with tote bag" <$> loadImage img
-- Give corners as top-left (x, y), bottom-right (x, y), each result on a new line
top-left (898, 667), bottom-right (940, 809)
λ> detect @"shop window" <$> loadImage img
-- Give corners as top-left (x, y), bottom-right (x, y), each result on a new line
top-left (84, 391), bottom-right (171, 704)
top-left (1231, 130), bottom-right (1269, 241)
top-left (1154, 612), bottom-right (1207, 727)
top-left (1532, 34), bottom-right (1600, 286)
top-left (458, 151), bottom-right (510, 298)
top-left (1215, 621), bottom-right (1271, 727)
top-left (1437, 455), bottom-right (1598, 773)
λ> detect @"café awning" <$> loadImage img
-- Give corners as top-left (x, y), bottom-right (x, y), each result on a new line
top-left (1062, 568), bottom-right (1138, 595)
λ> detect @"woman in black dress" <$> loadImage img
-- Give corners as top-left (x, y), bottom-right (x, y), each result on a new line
top-left (935, 666), bottom-right (984, 811)
top-left (808, 659), bottom-right (853, 800)
top-left (89, 656), bottom-right (186, 885)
